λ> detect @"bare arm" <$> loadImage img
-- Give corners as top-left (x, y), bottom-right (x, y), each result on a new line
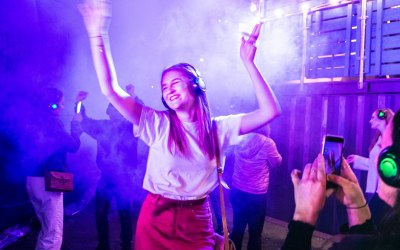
top-left (239, 23), bottom-right (281, 135)
top-left (79, 0), bottom-right (142, 126)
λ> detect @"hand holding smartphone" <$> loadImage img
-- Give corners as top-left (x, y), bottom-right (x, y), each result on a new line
top-left (322, 135), bottom-right (344, 188)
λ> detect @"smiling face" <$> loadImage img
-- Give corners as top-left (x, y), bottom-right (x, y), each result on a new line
top-left (161, 70), bottom-right (196, 111)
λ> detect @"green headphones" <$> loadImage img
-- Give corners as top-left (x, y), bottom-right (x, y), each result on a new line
top-left (378, 145), bottom-right (400, 188)
top-left (377, 110), bottom-right (387, 120)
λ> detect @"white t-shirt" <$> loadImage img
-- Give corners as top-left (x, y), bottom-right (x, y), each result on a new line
top-left (353, 136), bottom-right (382, 194)
top-left (134, 106), bottom-right (242, 200)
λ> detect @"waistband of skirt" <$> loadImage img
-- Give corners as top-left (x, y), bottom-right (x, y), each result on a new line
top-left (149, 193), bottom-right (208, 207)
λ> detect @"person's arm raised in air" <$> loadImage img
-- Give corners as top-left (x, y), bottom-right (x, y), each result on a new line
top-left (78, 0), bottom-right (142, 126)
top-left (239, 23), bottom-right (281, 135)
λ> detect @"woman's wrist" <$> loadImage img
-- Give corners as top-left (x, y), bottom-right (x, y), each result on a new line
top-left (293, 208), bottom-right (319, 226)
top-left (346, 200), bottom-right (368, 209)
top-left (88, 32), bottom-right (109, 39)
top-left (347, 204), bottom-right (371, 227)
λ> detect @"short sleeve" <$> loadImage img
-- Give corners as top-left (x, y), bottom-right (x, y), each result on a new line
top-left (214, 114), bottom-right (243, 152)
top-left (133, 106), bottom-right (170, 146)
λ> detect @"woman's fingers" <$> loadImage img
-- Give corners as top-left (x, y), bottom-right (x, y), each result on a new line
top-left (315, 154), bottom-right (326, 181)
top-left (245, 23), bottom-right (262, 45)
top-left (302, 163), bottom-right (312, 180)
top-left (291, 169), bottom-right (301, 187)
top-left (340, 157), bottom-right (358, 183)
top-left (326, 187), bottom-right (335, 198)
top-left (346, 155), bottom-right (355, 164)
top-left (326, 174), bottom-right (348, 187)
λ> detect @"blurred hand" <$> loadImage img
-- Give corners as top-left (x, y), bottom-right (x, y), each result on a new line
top-left (125, 84), bottom-right (136, 98)
top-left (78, 0), bottom-right (112, 37)
top-left (291, 154), bottom-right (327, 225)
top-left (240, 23), bottom-right (262, 64)
top-left (327, 158), bottom-right (366, 208)
top-left (346, 154), bottom-right (356, 164)
top-left (76, 91), bottom-right (89, 103)
top-left (72, 113), bottom-right (83, 122)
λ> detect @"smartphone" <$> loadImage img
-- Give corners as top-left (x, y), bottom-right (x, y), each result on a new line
top-left (322, 135), bottom-right (344, 187)
top-left (76, 101), bottom-right (82, 114)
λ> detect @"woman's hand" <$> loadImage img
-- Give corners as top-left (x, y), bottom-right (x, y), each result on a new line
top-left (78, 0), bottom-right (112, 37)
top-left (346, 154), bottom-right (357, 164)
top-left (328, 158), bottom-right (371, 226)
top-left (291, 154), bottom-right (327, 225)
top-left (125, 84), bottom-right (136, 98)
top-left (240, 23), bottom-right (262, 65)
top-left (76, 91), bottom-right (89, 103)
top-left (328, 158), bottom-right (365, 208)
top-left (72, 113), bottom-right (83, 123)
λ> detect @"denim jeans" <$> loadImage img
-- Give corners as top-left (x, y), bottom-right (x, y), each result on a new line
top-left (26, 176), bottom-right (64, 250)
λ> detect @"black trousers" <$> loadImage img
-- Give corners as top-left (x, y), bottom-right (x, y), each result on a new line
top-left (229, 188), bottom-right (267, 250)
top-left (95, 177), bottom-right (133, 250)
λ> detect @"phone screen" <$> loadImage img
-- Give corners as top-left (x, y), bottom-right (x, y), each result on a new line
top-left (322, 135), bottom-right (344, 176)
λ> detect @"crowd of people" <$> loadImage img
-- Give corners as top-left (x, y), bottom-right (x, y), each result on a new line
top-left (12, 0), bottom-right (400, 250)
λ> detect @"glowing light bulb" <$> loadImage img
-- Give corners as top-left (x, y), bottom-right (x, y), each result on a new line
top-left (250, 3), bottom-right (257, 12)
top-left (300, 3), bottom-right (310, 13)
top-left (274, 9), bottom-right (283, 18)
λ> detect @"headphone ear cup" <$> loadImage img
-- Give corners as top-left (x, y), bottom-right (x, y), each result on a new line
top-left (378, 146), bottom-right (400, 188)
top-left (193, 77), bottom-right (206, 92)
top-left (49, 103), bottom-right (58, 110)
top-left (378, 110), bottom-right (386, 120)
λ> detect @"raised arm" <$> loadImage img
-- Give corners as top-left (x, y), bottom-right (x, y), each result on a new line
top-left (78, 0), bottom-right (142, 126)
top-left (239, 23), bottom-right (281, 135)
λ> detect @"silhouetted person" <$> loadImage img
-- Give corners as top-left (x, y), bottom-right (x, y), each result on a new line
top-left (347, 109), bottom-right (394, 201)
top-left (25, 87), bottom-right (81, 250)
top-left (230, 125), bottom-right (282, 250)
top-left (347, 108), bottom-right (394, 226)
top-left (75, 90), bottom-right (142, 250)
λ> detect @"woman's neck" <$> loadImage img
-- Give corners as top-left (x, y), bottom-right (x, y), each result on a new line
top-left (175, 108), bottom-right (196, 122)
top-left (378, 179), bottom-right (398, 207)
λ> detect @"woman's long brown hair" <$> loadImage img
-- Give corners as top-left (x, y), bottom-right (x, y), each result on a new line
top-left (369, 108), bottom-right (394, 152)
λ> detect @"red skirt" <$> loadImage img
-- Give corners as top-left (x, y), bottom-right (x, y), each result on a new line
top-left (134, 193), bottom-right (216, 250)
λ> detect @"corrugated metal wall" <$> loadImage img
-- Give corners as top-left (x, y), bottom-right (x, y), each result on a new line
top-left (265, 81), bottom-right (400, 233)
top-left (264, 0), bottom-right (400, 80)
